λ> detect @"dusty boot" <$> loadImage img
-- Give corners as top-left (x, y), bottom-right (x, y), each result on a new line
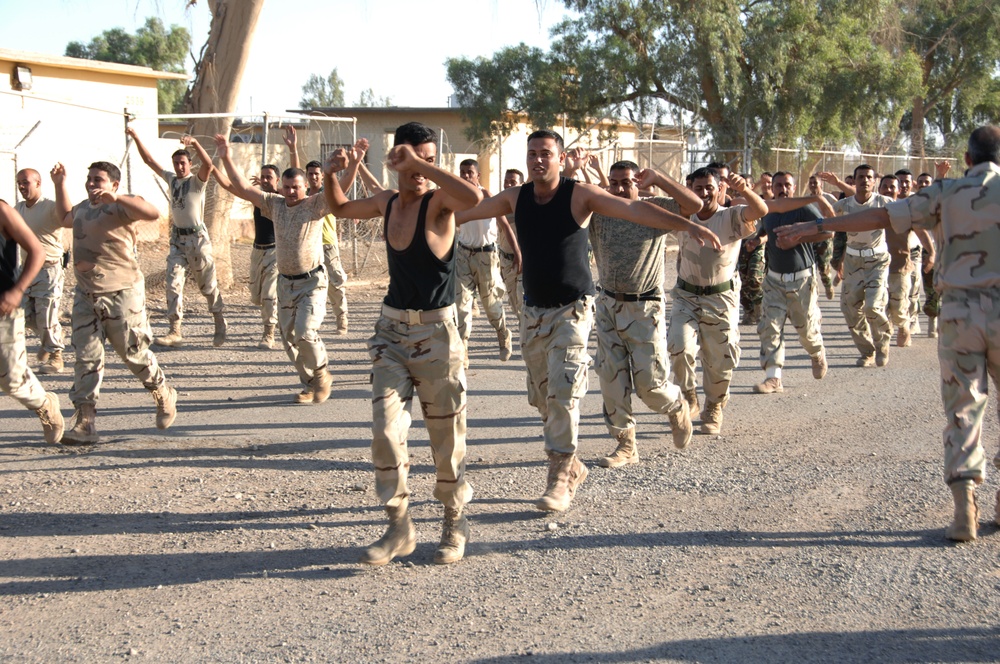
top-left (928, 316), bottom-right (938, 339)
top-left (336, 314), bottom-right (348, 336)
top-left (945, 479), bottom-right (978, 542)
top-left (36, 349), bottom-right (50, 364)
top-left (434, 506), bottom-right (470, 565)
top-left (598, 429), bottom-right (639, 468)
top-left (911, 317), bottom-right (921, 335)
top-left (35, 392), bottom-right (65, 444)
top-left (700, 399), bottom-right (724, 435)
top-left (856, 354), bottom-right (875, 368)
top-left (157, 320), bottom-right (183, 347)
top-left (667, 398), bottom-right (693, 450)
top-left (683, 389), bottom-right (701, 422)
top-left (360, 501), bottom-right (417, 565)
top-left (151, 385), bottom-right (178, 429)
top-left (811, 350), bottom-right (828, 379)
top-left (753, 376), bottom-right (783, 394)
top-left (824, 281), bottom-right (834, 300)
top-left (258, 324), bottom-right (275, 350)
top-left (295, 388), bottom-right (314, 404)
top-left (897, 325), bottom-right (911, 347)
top-left (213, 312), bottom-right (228, 347)
top-left (312, 367), bottom-right (333, 404)
top-left (536, 451), bottom-right (589, 512)
top-left (875, 347), bottom-right (889, 367)
top-left (62, 403), bottom-right (98, 445)
top-left (497, 328), bottom-right (512, 362)
top-left (38, 349), bottom-right (64, 375)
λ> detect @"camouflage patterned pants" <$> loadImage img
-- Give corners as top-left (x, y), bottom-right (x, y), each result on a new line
top-left (594, 294), bottom-right (682, 438)
top-left (323, 242), bottom-right (349, 321)
top-left (22, 262), bottom-right (65, 353)
top-left (277, 269), bottom-right (328, 389)
top-left (923, 254), bottom-right (940, 318)
top-left (368, 307), bottom-right (473, 509)
top-left (908, 261), bottom-right (923, 325)
top-left (812, 239), bottom-right (833, 288)
top-left (668, 282), bottom-right (741, 404)
top-left (0, 309), bottom-right (47, 410)
top-left (498, 248), bottom-right (522, 318)
top-left (249, 246), bottom-right (278, 326)
top-left (69, 284), bottom-right (165, 406)
top-left (758, 271), bottom-right (824, 374)
top-left (938, 287), bottom-right (1000, 485)
top-left (840, 252), bottom-right (891, 357)
top-left (887, 271), bottom-right (914, 330)
top-left (166, 229), bottom-right (223, 322)
top-left (738, 242), bottom-right (765, 315)
top-left (521, 296), bottom-right (595, 455)
top-left (456, 246), bottom-right (508, 345)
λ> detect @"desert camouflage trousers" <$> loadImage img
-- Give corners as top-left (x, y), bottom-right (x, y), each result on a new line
top-left (938, 287), bottom-right (1000, 485)
top-left (22, 262), bottom-right (65, 353)
top-left (738, 242), bottom-right (765, 316)
top-left (758, 271), bottom-right (824, 373)
top-left (923, 262), bottom-right (940, 319)
top-left (813, 239), bottom-right (833, 289)
top-left (69, 283), bottom-right (165, 406)
top-left (249, 246), bottom-right (278, 326)
top-left (668, 279), bottom-right (741, 405)
top-left (887, 271), bottom-right (914, 331)
top-left (498, 247), bottom-right (522, 318)
top-left (456, 246), bottom-right (508, 345)
top-left (277, 269), bottom-right (328, 389)
top-left (166, 228), bottom-right (223, 322)
top-left (521, 296), bottom-right (595, 455)
top-left (594, 294), bottom-right (682, 438)
top-left (0, 309), bottom-right (47, 410)
top-left (323, 242), bottom-right (348, 321)
top-left (841, 252), bottom-right (891, 357)
top-left (368, 307), bottom-right (472, 509)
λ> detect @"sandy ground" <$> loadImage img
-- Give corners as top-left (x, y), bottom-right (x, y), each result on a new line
top-left (2, 241), bottom-right (999, 663)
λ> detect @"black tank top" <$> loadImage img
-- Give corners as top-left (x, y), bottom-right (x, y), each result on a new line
top-left (0, 229), bottom-right (17, 295)
top-left (383, 191), bottom-right (456, 310)
top-left (515, 177), bottom-right (594, 307)
top-left (253, 206), bottom-right (276, 245)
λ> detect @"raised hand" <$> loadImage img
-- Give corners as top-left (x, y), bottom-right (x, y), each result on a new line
top-left (934, 160), bottom-right (951, 179)
top-left (329, 147), bottom-right (349, 172)
top-left (213, 134), bottom-right (230, 159)
top-left (50, 162), bottom-right (66, 185)
top-left (180, 135), bottom-right (198, 147)
top-left (386, 143), bottom-right (420, 172)
top-left (283, 125), bottom-right (297, 148)
top-left (726, 173), bottom-right (748, 194)
top-left (817, 171), bottom-right (838, 185)
top-left (125, 126), bottom-right (137, 140)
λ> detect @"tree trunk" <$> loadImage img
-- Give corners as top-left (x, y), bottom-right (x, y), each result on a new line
top-left (911, 95), bottom-right (926, 159)
top-left (183, 0), bottom-right (265, 290)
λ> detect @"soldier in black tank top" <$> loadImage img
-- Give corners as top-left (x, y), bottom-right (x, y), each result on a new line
top-left (383, 191), bottom-right (456, 311)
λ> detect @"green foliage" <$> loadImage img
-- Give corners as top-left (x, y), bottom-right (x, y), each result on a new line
top-left (299, 69), bottom-right (345, 109)
top-left (65, 17), bottom-right (190, 114)
top-left (356, 88), bottom-right (393, 107)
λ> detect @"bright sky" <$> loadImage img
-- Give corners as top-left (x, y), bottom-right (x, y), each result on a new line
top-left (0, 0), bottom-right (573, 114)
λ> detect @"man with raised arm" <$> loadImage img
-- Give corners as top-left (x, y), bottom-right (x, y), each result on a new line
top-left (776, 126), bottom-right (1000, 543)
top-left (127, 128), bottom-right (226, 348)
top-left (0, 199), bottom-right (64, 444)
top-left (497, 169), bottom-right (524, 317)
top-left (14, 165), bottom-right (72, 374)
top-left (215, 134), bottom-right (333, 405)
top-left (323, 122), bottom-right (482, 566)
top-left (61, 162), bottom-right (177, 445)
top-left (457, 130), bottom-right (721, 513)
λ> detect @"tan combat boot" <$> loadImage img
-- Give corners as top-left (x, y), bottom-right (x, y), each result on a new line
top-left (38, 349), bottom-right (64, 375)
top-left (151, 384), bottom-right (178, 429)
top-left (336, 314), bottom-right (348, 336)
top-left (258, 324), bottom-right (275, 350)
top-left (811, 350), bottom-right (828, 379)
top-left (700, 399), bottom-right (724, 435)
top-left (897, 325), bottom-right (912, 347)
top-left (312, 367), bottom-right (333, 404)
top-left (536, 451), bottom-right (589, 512)
top-left (157, 320), bottom-right (183, 347)
top-left (598, 429), bottom-right (638, 468)
top-left (945, 479), bottom-right (978, 542)
top-left (62, 403), bottom-right (98, 445)
top-left (434, 506), bottom-right (470, 565)
top-left (295, 388), bottom-right (314, 404)
top-left (667, 398), bottom-right (693, 449)
top-left (213, 312), bottom-right (228, 347)
top-left (360, 500), bottom-right (417, 565)
top-left (875, 347), bottom-right (889, 367)
top-left (35, 391), bottom-right (65, 444)
top-left (928, 316), bottom-right (938, 339)
top-left (824, 281), bottom-right (835, 300)
top-left (36, 349), bottom-right (50, 364)
top-left (497, 328), bottom-right (512, 362)
top-left (856, 354), bottom-right (875, 368)
top-left (683, 389), bottom-right (700, 422)
top-left (753, 376), bottom-right (783, 394)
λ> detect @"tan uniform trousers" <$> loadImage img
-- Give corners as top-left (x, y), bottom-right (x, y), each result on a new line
top-left (0, 309), bottom-right (47, 410)
top-left (887, 271), bottom-right (914, 331)
top-left (595, 293), bottom-right (682, 438)
top-left (521, 296), bottom-right (594, 455)
top-left (938, 287), bottom-right (1000, 485)
top-left (840, 252), bottom-right (891, 357)
top-left (277, 269), bottom-right (328, 389)
top-left (456, 245), bottom-right (508, 345)
top-left (368, 307), bottom-right (472, 509)
top-left (22, 262), bottom-right (65, 353)
top-left (758, 270), bottom-right (825, 373)
top-left (668, 283), bottom-right (741, 405)
top-left (166, 228), bottom-right (223, 322)
top-left (498, 248), bottom-right (522, 318)
top-left (69, 283), bottom-right (165, 406)
top-left (249, 246), bottom-right (278, 327)
top-left (322, 242), bottom-right (348, 321)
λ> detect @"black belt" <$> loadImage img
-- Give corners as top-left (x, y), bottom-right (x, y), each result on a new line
top-left (498, 248), bottom-right (515, 260)
top-left (174, 226), bottom-right (205, 236)
top-left (459, 242), bottom-right (495, 254)
top-left (599, 286), bottom-right (661, 302)
top-left (280, 265), bottom-right (324, 280)
top-left (677, 278), bottom-right (734, 296)
top-left (253, 242), bottom-right (275, 250)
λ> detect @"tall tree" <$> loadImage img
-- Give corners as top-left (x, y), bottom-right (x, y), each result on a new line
top-left (356, 88), bottom-right (392, 107)
top-left (299, 69), bottom-right (345, 109)
top-left (65, 17), bottom-right (190, 113)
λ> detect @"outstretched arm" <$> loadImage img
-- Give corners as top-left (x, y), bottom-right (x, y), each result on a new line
top-left (322, 151), bottom-right (389, 220)
top-left (775, 207), bottom-right (890, 248)
top-left (818, 171), bottom-right (855, 196)
top-left (126, 126), bottom-right (166, 175)
top-left (583, 184), bottom-right (721, 249)
top-left (183, 136), bottom-right (214, 183)
top-left (50, 162), bottom-right (72, 220)
top-left (455, 188), bottom-right (517, 225)
top-left (284, 125), bottom-right (299, 170)
top-left (587, 153), bottom-right (609, 188)
top-left (728, 174), bottom-right (767, 224)
top-left (386, 144), bottom-right (482, 213)
top-left (0, 201), bottom-right (44, 316)
top-left (636, 168), bottom-right (703, 216)
top-left (213, 135), bottom-right (264, 208)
